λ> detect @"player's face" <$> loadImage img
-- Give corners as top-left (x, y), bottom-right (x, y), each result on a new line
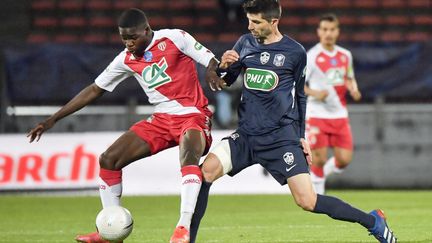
top-left (317, 20), bottom-right (339, 47)
top-left (246, 13), bottom-right (276, 43)
top-left (119, 25), bottom-right (151, 57)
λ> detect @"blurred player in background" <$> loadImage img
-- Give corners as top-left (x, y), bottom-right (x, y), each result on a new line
top-left (27, 8), bottom-right (224, 243)
top-left (186, 1), bottom-right (396, 243)
top-left (305, 13), bottom-right (362, 195)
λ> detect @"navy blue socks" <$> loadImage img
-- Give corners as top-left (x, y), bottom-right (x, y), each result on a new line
top-left (313, 194), bottom-right (375, 229)
top-left (189, 181), bottom-right (212, 243)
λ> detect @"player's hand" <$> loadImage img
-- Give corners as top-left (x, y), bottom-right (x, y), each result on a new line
top-left (316, 90), bottom-right (329, 101)
top-left (300, 138), bottom-right (313, 166)
top-left (220, 50), bottom-right (239, 69)
top-left (27, 118), bottom-right (55, 143)
top-left (350, 90), bottom-right (362, 101)
top-left (206, 70), bottom-right (226, 91)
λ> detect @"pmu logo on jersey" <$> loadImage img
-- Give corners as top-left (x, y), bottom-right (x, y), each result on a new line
top-left (142, 57), bottom-right (172, 89)
top-left (244, 68), bottom-right (279, 91)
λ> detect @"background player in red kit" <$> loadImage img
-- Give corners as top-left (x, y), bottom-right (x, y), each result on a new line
top-left (304, 13), bottom-right (362, 194)
top-left (27, 8), bottom-right (223, 243)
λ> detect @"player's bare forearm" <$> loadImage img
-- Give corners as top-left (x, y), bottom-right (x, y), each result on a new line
top-left (206, 58), bottom-right (226, 91)
top-left (304, 85), bottom-right (328, 101)
top-left (51, 83), bottom-right (105, 122)
top-left (27, 83), bottom-right (105, 142)
top-left (346, 78), bottom-right (361, 101)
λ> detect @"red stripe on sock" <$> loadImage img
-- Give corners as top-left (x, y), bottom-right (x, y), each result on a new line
top-left (310, 165), bottom-right (324, 178)
top-left (181, 165), bottom-right (202, 181)
top-left (99, 168), bottom-right (122, 186)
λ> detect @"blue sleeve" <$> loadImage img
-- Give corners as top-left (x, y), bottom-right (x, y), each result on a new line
top-left (295, 49), bottom-right (307, 138)
top-left (216, 36), bottom-right (244, 86)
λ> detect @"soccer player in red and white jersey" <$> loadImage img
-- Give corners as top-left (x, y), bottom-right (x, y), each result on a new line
top-left (305, 13), bottom-right (362, 195)
top-left (27, 8), bottom-right (224, 243)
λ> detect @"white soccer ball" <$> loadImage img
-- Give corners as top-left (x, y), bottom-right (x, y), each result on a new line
top-left (96, 206), bottom-right (133, 242)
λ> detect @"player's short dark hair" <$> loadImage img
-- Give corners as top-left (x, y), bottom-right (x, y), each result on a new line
top-left (243, 0), bottom-right (282, 22)
top-left (118, 8), bottom-right (148, 28)
top-left (319, 13), bottom-right (339, 26)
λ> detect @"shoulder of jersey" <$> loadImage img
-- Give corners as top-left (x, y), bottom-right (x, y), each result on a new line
top-left (335, 44), bottom-right (352, 56)
top-left (307, 43), bottom-right (321, 55)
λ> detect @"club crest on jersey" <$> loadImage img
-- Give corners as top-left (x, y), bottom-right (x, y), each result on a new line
top-left (142, 57), bottom-right (172, 89)
top-left (273, 54), bottom-right (285, 67)
top-left (260, 52), bottom-right (270, 64)
top-left (157, 41), bottom-right (166, 51)
top-left (144, 51), bottom-right (153, 61)
top-left (244, 68), bottom-right (279, 91)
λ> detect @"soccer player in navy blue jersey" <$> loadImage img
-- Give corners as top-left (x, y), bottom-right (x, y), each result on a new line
top-left (184, 1), bottom-right (398, 243)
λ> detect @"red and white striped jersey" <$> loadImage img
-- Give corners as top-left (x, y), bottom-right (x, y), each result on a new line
top-left (306, 43), bottom-right (355, 119)
top-left (95, 29), bottom-right (215, 116)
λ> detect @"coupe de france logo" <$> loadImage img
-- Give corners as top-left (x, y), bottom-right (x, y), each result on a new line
top-left (273, 54), bottom-right (285, 67)
top-left (283, 152), bottom-right (294, 165)
top-left (260, 52), bottom-right (270, 64)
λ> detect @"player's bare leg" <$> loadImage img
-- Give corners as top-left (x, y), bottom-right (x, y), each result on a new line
top-left (170, 129), bottom-right (206, 243)
top-left (309, 147), bottom-right (327, 194)
top-left (76, 131), bottom-right (150, 243)
top-left (324, 147), bottom-right (352, 177)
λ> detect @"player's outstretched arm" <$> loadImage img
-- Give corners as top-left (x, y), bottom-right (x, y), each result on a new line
top-left (27, 83), bottom-right (105, 142)
top-left (206, 58), bottom-right (226, 91)
top-left (346, 78), bottom-right (362, 101)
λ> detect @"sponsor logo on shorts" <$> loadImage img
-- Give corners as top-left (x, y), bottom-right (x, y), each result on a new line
top-left (283, 152), bottom-right (295, 165)
top-left (230, 133), bottom-right (239, 141)
top-left (286, 164), bottom-right (297, 172)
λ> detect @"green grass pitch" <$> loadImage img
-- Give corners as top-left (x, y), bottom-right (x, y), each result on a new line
top-left (1, 190), bottom-right (431, 242)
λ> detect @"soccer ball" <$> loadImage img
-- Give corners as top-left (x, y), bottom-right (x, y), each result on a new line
top-left (96, 206), bottom-right (133, 242)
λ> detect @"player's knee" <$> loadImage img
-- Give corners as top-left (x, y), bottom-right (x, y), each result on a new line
top-left (335, 155), bottom-right (352, 168)
top-left (99, 151), bottom-right (117, 170)
top-left (201, 167), bottom-right (217, 183)
top-left (179, 149), bottom-right (201, 166)
top-left (295, 195), bottom-right (316, 212)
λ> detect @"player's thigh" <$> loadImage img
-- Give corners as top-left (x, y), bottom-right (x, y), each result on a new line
top-left (201, 152), bottom-right (225, 183)
top-left (333, 147), bottom-right (353, 165)
top-left (311, 147), bottom-right (328, 166)
top-left (179, 128), bottom-right (206, 166)
top-left (101, 130), bottom-right (151, 170)
top-left (287, 173), bottom-right (317, 211)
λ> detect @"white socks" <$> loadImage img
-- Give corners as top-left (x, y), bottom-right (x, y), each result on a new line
top-left (310, 170), bottom-right (325, 195)
top-left (99, 177), bottom-right (122, 207)
top-left (324, 156), bottom-right (345, 177)
top-left (99, 168), bottom-right (122, 208)
top-left (177, 165), bottom-right (203, 229)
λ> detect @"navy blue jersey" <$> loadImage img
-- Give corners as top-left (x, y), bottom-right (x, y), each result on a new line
top-left (219, 34), bottom-right (307, 137)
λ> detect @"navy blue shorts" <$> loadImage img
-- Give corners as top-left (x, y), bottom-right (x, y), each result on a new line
top-left (226, 122), bottom-right (310, 185)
